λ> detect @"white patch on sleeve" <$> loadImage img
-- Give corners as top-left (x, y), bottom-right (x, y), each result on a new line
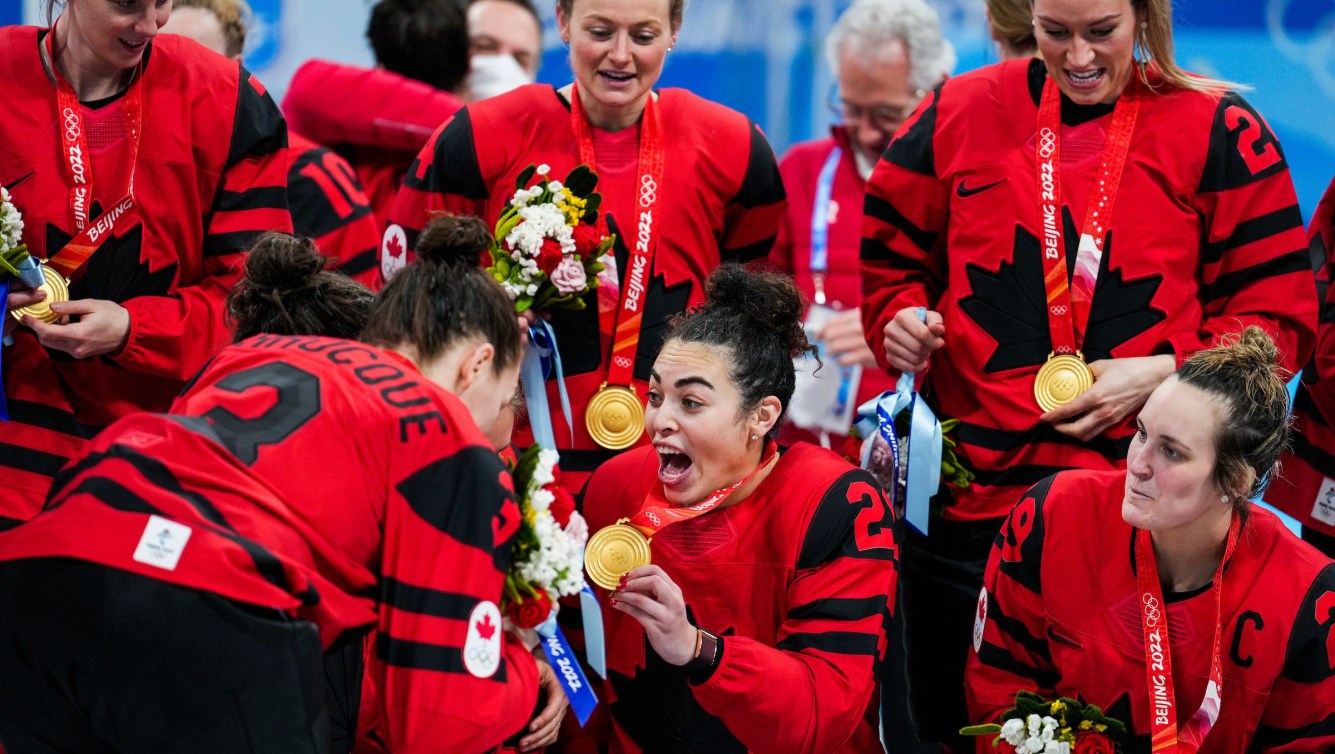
top-left (972, 586), bottom-right (988, 653)
top-left (463, 600), bottom-right (503, 678)
top-left (132, 515), bottom-right (192, 571)
top-left (1311, 477), bottom-right (1335, 527)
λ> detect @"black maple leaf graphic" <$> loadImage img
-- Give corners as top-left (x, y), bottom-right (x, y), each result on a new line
top-left (958, 208), bottom-right (1165, 373)
top-left (46, 200), bottom-right (177, 304)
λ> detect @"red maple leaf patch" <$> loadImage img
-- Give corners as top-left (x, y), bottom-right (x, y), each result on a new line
top-left (475, 612), bottom-right (497, 641)
top-left (386, 233), bottom-right (406, 259)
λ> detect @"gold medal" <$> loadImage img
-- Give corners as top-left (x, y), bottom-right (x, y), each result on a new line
top-left (10, 263), bottom-right (70, 325)
top-left (585, 519), bottom-right (651, 590)
top-left (1034, 352), bottom-right (1094, 412)
top-left (585, 384), bottom-right (644, 450)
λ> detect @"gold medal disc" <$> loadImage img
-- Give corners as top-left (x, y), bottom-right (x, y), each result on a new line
top-left (1034, 353), bottom-right (1094, 412)
top-left (585, 521), bottom-right (652, 591)
top-left (10, 264), bottom-right (70, 325)
top-left (585, 384), bottom-right (645, 450)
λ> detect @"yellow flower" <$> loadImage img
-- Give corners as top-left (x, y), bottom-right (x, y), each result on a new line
top-left (1078, 720), bottom-right (1093, 730)
top-left (1095, 724), bottom-right (1108, 732)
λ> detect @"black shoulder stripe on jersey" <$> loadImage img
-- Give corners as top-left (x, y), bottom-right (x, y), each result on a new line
top-left (954, 418), bottom-right (1133, 457)
top-left (1201, 204), bottom-right (1303, 265)
top-left (988, 588), bottom-right (1051, 662)
top-left (1252, 710), bottom-right (1335, 751)
top-left (216, 186), bottom-right (288, 213)
top-left (1289, 423), bottom-right (1335, 475)
top-left (68, 475), bottom-right (161, 517)
top-left (377, 634), bottom-right (510, 682)
top-left (1200, 248), bottom-right (1309, 304)
top-left (798, 468), bottom-right (897, 570)
top-left (204, 229), bottom-right (263, 258)
top-left (0, 442), bottom-right (66, 481)
top-left (971, 463), bottom-right (1076, 491)
top-left (338, 248), bottom-right (379, 278)
top-left (1198, 92), bottom-right (1289, 194)
top-left (975, 639), bottom-right (1060, 689)
top-left (863, 194), bottom-right (941, 254)
top-left (398, 446), bottom-right (516, 572)
top-left (788, 595), bottom-right (888, 624)
top-left (885, 84), bottom-right (940, 177)
top-left (5, 399), bottom-right (97, 439)
top-left (777, 630), bottom-right (880, 659)
top-left (724, 235), bottom-right (777, 265)
top-left (403, 109), bottom-right (488, 199)
top-left (1293, 386), bottom-right (1331, 430)
top-left (729, 122), bottom-right (785, 210)
top-left (1282, 562), bottom-right (1335, 684)
top-left (380, 576), bottom-right (476, 621)
top-left (227, 65), bottom-right (288, 169)
top-left (178, 354), bottom-right (219, 398)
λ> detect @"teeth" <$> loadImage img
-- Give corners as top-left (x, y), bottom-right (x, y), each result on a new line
top-left (1068, 70), bottom-right (1101, 82)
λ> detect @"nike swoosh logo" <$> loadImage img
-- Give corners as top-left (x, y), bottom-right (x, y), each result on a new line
top-left (956, 178), bottom-right (1006, 198)
top-left (2, 171), bottom-right (35, 192)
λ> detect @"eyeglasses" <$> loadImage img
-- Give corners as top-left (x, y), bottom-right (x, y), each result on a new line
top-left (828, 87), bottom-right (925, 132)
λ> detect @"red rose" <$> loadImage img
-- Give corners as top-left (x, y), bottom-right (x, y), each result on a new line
top-left (572, 223), bottom-right (605, 257)
top-left (507, 590), bottom-right (554, 629)
top-left (549, 484), bottom-right (576, 527)
top-left (1074, 731), bottom-right (1114, 754)
top-left (536, 237), bottom-right (564, 275)
top-left (994, 741), bottom-right (1018, 754)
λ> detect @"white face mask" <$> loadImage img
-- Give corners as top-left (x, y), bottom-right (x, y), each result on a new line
top-left (467, 54), bottom-right (533, 100)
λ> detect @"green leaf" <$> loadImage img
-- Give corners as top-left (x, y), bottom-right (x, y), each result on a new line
top-left (583, 193), bottom-right (602, 218)
top-left (565, 164), bottom-right (599, 196)
top-left (959, 725), bottom-right (1002, 736)
top-left (515, 164), bottom-right (537, 191)
top-left (515, 297), bottom-right (533, 313)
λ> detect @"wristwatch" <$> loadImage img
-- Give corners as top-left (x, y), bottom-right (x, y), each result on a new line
top-left (682, 627), bottom-right (721, 674)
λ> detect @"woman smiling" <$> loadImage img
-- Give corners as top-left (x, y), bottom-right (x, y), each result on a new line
top-left (582, 265), bottom-right (899, 753)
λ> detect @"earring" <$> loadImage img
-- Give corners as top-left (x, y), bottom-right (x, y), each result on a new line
top-left (750, 433), bottom-right (758, 441)
top-left (1140, 21), bottom-right (1148, 29)
top-left (1221, 495), bottom-right (1230, 503)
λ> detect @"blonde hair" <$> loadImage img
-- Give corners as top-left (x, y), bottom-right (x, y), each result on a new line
top-left (987, 0), bottom-right (1036, 57)
top-left (1131, 0), bottom-right (1245, 95)
top-left (170, 0), bottom-right (251, 59)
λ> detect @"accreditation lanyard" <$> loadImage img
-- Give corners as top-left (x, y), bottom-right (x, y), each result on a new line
top-left (809, 146), bottom-right (841, 306)
top-left (570, 84), bottom-right (665, 390)
top-left (626, 441), bottom-right (778, 538)
top-left (1034, 74), bottom-right (1139, 355)
top-left (1135, 514), bottom-right (1240, 753)
top-left (44, 20), bottom-right (145, 280)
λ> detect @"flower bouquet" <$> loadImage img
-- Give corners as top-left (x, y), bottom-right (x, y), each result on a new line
top-left (961, 690), bottom-right (1126, 754)
top-left (0, 185), bottom-right (35, 283)
top-left (502, 444), bottom-right (590, 628)
top-left (487, 163), bottom-right (615, 313)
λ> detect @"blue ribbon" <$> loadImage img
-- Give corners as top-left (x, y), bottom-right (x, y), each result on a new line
top-left (521, 320), bottom-right (574, 449)
top-left (809, 147), bottom-right (841, 278)
top-left (536, 611), bottom-right (599, 726)
top-left (858, 307), bottom-right (941, 536)
top-left (580, 581), bottom-right (606, 679)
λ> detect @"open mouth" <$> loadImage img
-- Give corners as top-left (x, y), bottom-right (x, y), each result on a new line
top-left (1064, 69), bottom-right (1104, 90)
top-left (657, 448), bottom-right (693, 486)
top-left (599, 71), bottom-right (635, 84)
top-left (120, 38), bottom-right (149, 53)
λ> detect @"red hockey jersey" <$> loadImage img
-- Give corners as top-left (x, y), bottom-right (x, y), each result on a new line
top-left (282, 60), bottom-right (465, 228)
top-left (386, 85), bottom-right (785, 490)
top-left (861, 58), bottom-right (1316, 521)
top-left (582, 443), bottom-right (899, 753)
top-left (769, 127), bottom-right (895, 441)
top-left (288, 132), bottom-right (383, 289)
top-left (965, 469), bottom-right (1335, 753)
top-left (0, 28), bottom-right (290, 521)
top-left (1269, 179), bottom-right (1335, 540)
top-left (0, 335), bottom-right (538, 752)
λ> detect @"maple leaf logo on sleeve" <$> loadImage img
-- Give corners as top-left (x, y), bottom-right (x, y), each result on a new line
top-left (475, 612), bottom-right (497, 641)
top-left (958, 209), bottom-right (1166, 373)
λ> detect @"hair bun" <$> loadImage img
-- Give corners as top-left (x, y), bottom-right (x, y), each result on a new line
top-left (702, 265), bottom-right (809, 358)
top-left (242, 232), bottom-right (325, 291)
top-left (1232, 326), bottom-right (1282, 372)
top-left (415, 213), bottom-right (493, 268)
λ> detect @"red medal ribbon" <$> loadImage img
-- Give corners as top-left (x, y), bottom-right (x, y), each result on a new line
top-left (570, 84), bottom-right (665, 389)
top-left (1034, 72), bottom-right (1140, 354)
top-left (43, 20), bottom-right (145, 281)
top-left (625, 441), bottom-right (778, 537)
top-left (1135, 514), bottom-right (1241, 753)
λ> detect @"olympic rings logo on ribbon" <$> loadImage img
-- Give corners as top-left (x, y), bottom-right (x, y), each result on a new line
top-left (1050, 305), bottom-right (1068, 316)
top-left (638, 175), bottom-right (658, 208)
top-left (62, 107), bottom-right (81, 142)
top-left (614, 356), bottom-right (633, 370)
top-left (1141, 593), bottom-right (1162, 626)
top-left (1039, 127), bottom-right (1057, 159)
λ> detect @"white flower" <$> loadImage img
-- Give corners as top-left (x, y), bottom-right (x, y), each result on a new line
top-left (564, 511), bottom-right (589, 546)
top-left (1000, 719), bottom-right (1026, 746)
top-left (548, 180), bottom-right (563, 193)
top-left (1043, 743), bottom-right (1069, 754)
top-left (536, 164), bottom-right (550, 176)
top-left (530, 487), bottom-right (555, 513)
top-left (532, 450), bottom-right (559, 487)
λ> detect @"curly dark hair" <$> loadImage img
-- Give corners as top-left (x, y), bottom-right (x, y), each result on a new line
top-left (226, 233), bottom-right (374, 342)
top-left (367, 0), bottom-right (470, 92)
